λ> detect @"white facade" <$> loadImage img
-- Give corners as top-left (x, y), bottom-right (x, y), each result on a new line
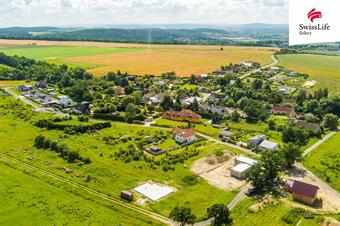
top-left (174, 133), bottom-right (196, 144)
top-left (231, 163), bottom-right (252, 179)
top-left (235, 156), bottom-right (257, 166)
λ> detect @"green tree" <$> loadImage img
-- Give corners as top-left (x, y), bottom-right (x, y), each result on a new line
top-left (252, 79), bottom-right (263, 90)
top-left (125, 103), bottom-right (138, 120)
top-left (248, 151), bottom-right (285, 191)
top-left (230, 110), bottom-right (240, 122)
top-left (323, 114), bottom-right (339, 130)
top-left (207, 204), bottom-right (233, 226)
top-left (169, 206), bottom-right (196, 226)
top-left (282, 143), bottom-right (303, 168)
top-left (160, 95), bottom-right (173, 110)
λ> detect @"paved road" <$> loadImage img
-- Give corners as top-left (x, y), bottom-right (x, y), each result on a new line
top-left (0, 152), bottom-right (174, 225)
top-left (196, 132), bottom-right (259, 157)
top-left (302, 131), bottom-right (336, 157)
top-left (240, 55), bottom-right (278, 80)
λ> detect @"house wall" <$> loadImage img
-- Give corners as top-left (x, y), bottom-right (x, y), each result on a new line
top-left (292, 193), bottom-right (316, 206)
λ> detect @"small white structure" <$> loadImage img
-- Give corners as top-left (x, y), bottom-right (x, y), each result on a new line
top-left (258, 140), bottom-right (279, 151)
top-left (134, 182), bottom-right (175, 201)
top-left (235, 156), bottom-right (257, 166)
top-left (200, 74), bottom-right (208, 78)
top-left (231, 163), bottom-right (252, 179)
top-left (242, 62), bottom-right (253, 67)
top-left (279, 87), bottom-right (289, 95)
top-left (181, 97), bottom-right (202, 106)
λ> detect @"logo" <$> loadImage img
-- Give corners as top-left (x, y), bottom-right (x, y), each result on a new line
top-left (307, 8), bottom-right (322, 23)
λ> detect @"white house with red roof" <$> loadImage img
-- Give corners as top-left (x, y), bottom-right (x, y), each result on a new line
top-left (172, 128), bottom-right (196, 144)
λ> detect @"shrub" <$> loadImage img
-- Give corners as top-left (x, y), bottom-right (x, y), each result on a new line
top-left (281, 208), bottom-right (306, 224)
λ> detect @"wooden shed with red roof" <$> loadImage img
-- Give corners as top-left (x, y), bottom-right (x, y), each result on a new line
top-left (291, 180), bottom-right (319, 206)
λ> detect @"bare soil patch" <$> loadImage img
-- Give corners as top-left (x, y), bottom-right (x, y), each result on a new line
top-left (191, 153), bottom-right (246, 190)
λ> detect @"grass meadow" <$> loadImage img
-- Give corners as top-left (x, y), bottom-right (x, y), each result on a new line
top-left (0, 96), bottom-right (238, 221)
top-left (0, 161), bottom-right (162, 225)
top-left (0, 40), bottom-right (275, 76)
top-left (278, 54), bottom-right (340, 94)
top-left (302, 132), bottom-right (340, 192)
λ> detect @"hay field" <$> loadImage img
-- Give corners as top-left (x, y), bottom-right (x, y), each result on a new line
top-left (278, 54), bottom-right (340, 94)
top-left (0, 39), bottom-right (276, 77)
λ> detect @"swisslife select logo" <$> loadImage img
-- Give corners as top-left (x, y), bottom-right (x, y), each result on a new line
top-left (289, 0), bottom-right (340, 45)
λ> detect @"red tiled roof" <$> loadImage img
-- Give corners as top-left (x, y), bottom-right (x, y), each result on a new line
top-left (292, 180), bottom-right (319, 198)
top-left (272, 106), bottom-right (292, 113)
top-left (173, 128), bottom-right (196, 138)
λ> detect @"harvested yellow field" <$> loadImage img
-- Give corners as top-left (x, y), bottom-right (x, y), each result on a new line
top-left (0, 39), bottom-right (277, 77)
top-left (70, 47), bottom-right (275, 77)
top-left (0, 80), bottom-right (34, 88)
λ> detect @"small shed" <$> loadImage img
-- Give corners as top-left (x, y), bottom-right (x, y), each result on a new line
top-left (146, 146), bottom-right (165, 156)
top-left (121, 190), bottom-right (133, 201)
top-left (291, 180), bottom-right (319, 206)
top-left (231, 163), bottom-right (252, 179)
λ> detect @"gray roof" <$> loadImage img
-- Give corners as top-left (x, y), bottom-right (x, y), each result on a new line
top-left (259, 140), bottom-right (278, 149)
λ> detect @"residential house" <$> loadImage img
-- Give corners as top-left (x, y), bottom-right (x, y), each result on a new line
top-left (258, 140), bottom-right (279, 151)
top-left (181, 96), bottom-right (202, 106)
top-left (59, 96), bottom-right (74, 108)
top-left (17, 85), bottom-right (33, 92)
top-left (114, 86), bottom-right (125, 95)
top-left (242, 61), bottom-right (253, 67)
top-left (291, 180), bottom-right (319, 206)
top-left (75, 102), bottom-right (93, 114)
top-left (36, 80), bottom-right (47, 88)
top-left (272, 106), bottom-right (293, 115)
top-left (143, 92), bottom-right (156, 101)
top-left (199, 105), bottom-right (227, 115)
top-left (279, 87), bottom-right (289, 95)
top-left (172, 128), bottom-right (196, 144)
top-left (247, 135), bottom-right (266, 148)
top-left (163, 110), bottom-right (202, 123)
top-left (219, 130), bottom-right (233, 138)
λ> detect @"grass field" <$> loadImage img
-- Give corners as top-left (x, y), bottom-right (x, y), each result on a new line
top-left (278, 54), bottom-right (340, 94)
top-left (302, 132), bottom-right (340, 192)
top-left (0, 161), bottom-right (161, 225)
top-left (0, 39), bottom-right (275, 77)
top-left (0, 96), bottom-right (239, 221)
top-left (231, 198), bottom-right (290, 226)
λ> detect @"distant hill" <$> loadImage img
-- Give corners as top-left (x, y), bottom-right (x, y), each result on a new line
top-left (0, 25), bottom-right (288, 46)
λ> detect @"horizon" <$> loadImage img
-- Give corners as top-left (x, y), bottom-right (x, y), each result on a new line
top-left (0, 0), bottom-right (288, 27)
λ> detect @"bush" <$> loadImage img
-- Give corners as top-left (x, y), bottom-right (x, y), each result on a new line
top-left (181, 174), bottom-right (199, 185)
top-left (281, 208), bottom-right (306, 224)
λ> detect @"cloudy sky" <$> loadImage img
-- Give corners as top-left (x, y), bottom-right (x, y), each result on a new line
top-left (0, 0), bottom-right (288, 27)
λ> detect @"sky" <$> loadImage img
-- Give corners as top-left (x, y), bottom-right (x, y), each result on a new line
top-left (0, 0), bottom-right (288, 27)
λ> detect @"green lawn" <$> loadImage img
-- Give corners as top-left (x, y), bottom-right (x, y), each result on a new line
top-left (0, 45), bottom-right (140, 68)
top-left (302, 132), bottom-right (340, 192)
top-left (0, 96), bottom-right (238, 220)
top-left (278, 54), bottom-right (340, 94)
top-left (231, 198), bottom-right (290, 226)
top-left (0, 161), bottom-right (161, 226)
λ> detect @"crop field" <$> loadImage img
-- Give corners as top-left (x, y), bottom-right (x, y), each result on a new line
top-left (278, 54), bottom-right (340, 94)
top-left (0, 80), bottom-right (34, 88)
top-left (0, 39), bottom-right (275, 77)
top-left (0, 96), bottom-right (239, 221)
top-left (302, 132), bottom-right (340, 192)
top-left (0, 161), bottom-right (161, 225)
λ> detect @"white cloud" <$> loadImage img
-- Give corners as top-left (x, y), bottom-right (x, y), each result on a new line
top-left (1, 0), bottom-right (288, 27)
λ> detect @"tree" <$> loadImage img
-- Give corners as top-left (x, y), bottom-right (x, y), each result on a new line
top-left (230, 110), bottom-right (240, 122)
top-left (125, 103), bottom-right (138, 120)
top-left (323, 114), bottom-right (339, 130)
top-left (252, 79), bottom-right (263, 90)
top-left (169, 206), bottom-right (196, 226)
top-left (207, 204), bottom-right (233, 226)
top-left (268, 119), bottom-right (276, 130)
top-left (282, 143), bottom-right (303, 168)
top-left (160, 95), bottom-right (172, 110)
top-left (248, 151), bottom-right (285, 191)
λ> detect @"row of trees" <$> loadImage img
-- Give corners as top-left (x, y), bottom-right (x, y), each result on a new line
top-left (34, 134), bottom-right (91, 164)
top-left (170, 204), bottom-right (232, 226)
